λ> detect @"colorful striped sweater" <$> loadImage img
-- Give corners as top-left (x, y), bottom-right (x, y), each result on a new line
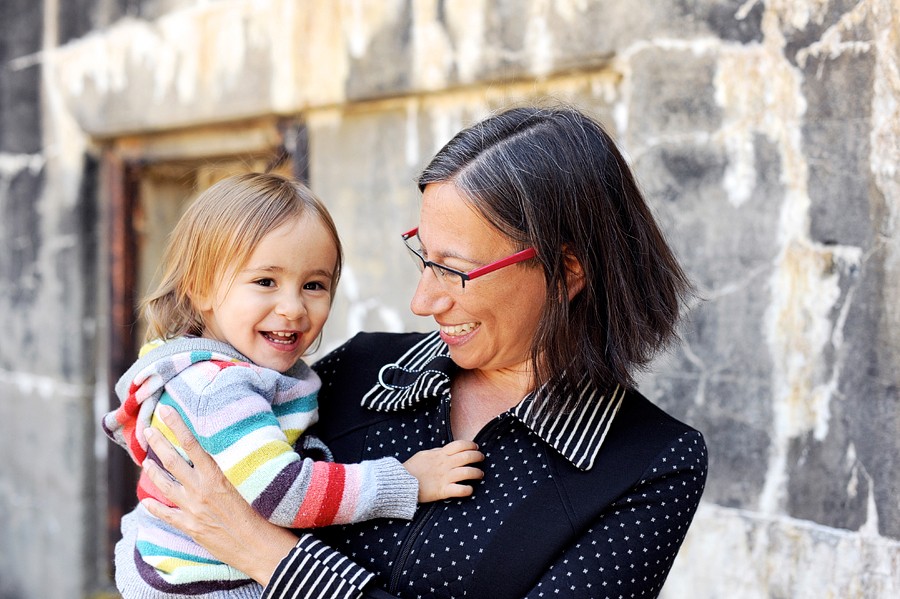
top-left (102, 337), bottom-right (418, 599)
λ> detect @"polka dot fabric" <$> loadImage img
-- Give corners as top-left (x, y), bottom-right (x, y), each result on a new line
top-left (526, 433), bottom-right (706, 599)
top-left (321, 408), bottom-right (559, 598)
top-left (266, 333), bottom-right (708, 599)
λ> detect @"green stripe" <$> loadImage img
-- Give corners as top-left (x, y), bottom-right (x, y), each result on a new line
top-left (136, 540), bottom-right (221, 565)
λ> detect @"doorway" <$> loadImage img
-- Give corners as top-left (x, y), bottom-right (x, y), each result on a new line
top-left (101, 117), bottom-right (307, 571)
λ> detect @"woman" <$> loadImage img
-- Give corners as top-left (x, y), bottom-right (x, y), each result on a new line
top-left (140, 105), bottom-right (708, 599)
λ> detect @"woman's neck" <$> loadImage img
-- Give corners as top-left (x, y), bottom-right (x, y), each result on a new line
top-left (449, 368), bottom-right (533, 441)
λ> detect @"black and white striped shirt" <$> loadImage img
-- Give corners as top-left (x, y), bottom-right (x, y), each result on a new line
top-left (361, 332), bottom-right (624, 471)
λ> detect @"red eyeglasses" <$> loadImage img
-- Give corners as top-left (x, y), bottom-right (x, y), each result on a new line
top-left (402, 227), bottom-right (537, 294)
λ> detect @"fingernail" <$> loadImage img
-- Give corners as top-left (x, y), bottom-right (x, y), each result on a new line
top-left (159, 405), bottom-right (173, 418)
top-left (144, 428), bottom-right (156, 439)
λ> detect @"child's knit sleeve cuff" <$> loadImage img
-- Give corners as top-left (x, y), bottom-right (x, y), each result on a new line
top-left (364, 457), bottom-right (419, 521)
top-left (261, 534), bottom-right (374, 599)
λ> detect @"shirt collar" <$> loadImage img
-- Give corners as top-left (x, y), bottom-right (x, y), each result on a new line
top-left (360, 332), bottom-right (623, 471)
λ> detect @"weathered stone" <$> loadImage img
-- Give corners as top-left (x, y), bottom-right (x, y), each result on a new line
top-left (804, 51), bottom-right (878, 248)
top-left (0, 0), bottom-right (42, 154)
top-left (703, 0), bottom-right (764, 44)
top-left (629, 49), bottom-right (722, 144)
top-left (346, 7), bottom-right (413, 100)
top-left (55, 154), bottom-right (100, 380)
top-left (4, 1), bottom-right (900, 598)
top-left (662, 503), bottom-right (900, 599)
top-left (0, 384), bottom-right (95, 599)
top-left (830, 252), bottom-right (900, 539)
top-left (0, 167), bottom-right (45, 308)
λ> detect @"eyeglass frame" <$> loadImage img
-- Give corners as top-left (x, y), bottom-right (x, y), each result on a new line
top-left (401, 227), bottom-right (537, 293)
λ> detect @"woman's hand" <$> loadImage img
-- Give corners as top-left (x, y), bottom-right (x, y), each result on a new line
top-left (141, 404), bottom-right (298, 585)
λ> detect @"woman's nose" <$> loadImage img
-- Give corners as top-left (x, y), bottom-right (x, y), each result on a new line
top-left (410, 267), bottom-right (453, 317)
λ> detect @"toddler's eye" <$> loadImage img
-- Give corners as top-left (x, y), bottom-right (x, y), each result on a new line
top-left (304, 281), bottom-right (328, 292)
top-left (255, 278), bottom-right (275, 287)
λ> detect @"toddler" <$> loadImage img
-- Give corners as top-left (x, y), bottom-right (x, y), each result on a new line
top-left (103, 173), bottom-right (482, 598)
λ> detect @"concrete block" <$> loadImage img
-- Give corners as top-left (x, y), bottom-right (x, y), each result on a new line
top-left (0, 0), bottom-right (42, 154)
top-left (0, 383), bottom-right (96, 599)
top-left (629, 49), bottom-right (721, 143)
top-left (0, 166), bottom-right (45, 315)
top-left (814, 256), bottom-right (900, 539)
top-left (50, 0), bottom-right (767, 138)
top-left (637, 135), bottom-right (787, 509)
top-left (661, 503), bottom-right (900, 598)
top-left (803, 51), bottom-right (878, 248)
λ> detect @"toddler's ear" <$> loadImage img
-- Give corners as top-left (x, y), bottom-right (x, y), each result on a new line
top-left (186, 285), bottom-right (213, 312)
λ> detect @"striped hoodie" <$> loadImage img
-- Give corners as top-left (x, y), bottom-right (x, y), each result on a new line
top-left (102, 337), bottom-right (417, 598)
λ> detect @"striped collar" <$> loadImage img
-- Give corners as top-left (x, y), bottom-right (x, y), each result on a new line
top-left (361, 332), bottom-right (623, 471)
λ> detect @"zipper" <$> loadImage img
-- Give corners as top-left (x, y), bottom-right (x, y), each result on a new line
top-left (386, 396), bottom-right (506, 595)
top-left (387, 396), bottom-right (453, 595)
top-left (388, 501), bottom-right (439, 594)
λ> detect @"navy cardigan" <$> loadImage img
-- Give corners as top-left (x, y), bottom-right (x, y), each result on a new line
top-left (263, 332), bottom-right (707, 599)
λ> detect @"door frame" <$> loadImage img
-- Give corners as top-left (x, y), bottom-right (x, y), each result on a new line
top-left (100, 116), bottom-right (309, 568)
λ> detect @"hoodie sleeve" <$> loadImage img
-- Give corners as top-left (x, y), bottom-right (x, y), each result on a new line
top-left (162, 360), bottom-right (418, 528)
top-left (101, 348), bottom-right (184, 466)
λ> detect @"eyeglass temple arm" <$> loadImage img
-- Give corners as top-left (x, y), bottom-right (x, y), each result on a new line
top-left (467, 248), bottom-right (537, 279)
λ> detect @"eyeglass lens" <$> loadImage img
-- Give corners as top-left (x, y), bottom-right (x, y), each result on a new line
top-left (404, 235), bottom-right (468, 294)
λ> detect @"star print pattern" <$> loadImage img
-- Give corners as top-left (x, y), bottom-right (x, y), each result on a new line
top-left (526, 434), bottom-right (706, 599)
top-left (263, 333), bottom-right (707, 599)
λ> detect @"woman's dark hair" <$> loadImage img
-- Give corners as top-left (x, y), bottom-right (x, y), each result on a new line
top-left (418, 105), bottom-right (693, 414)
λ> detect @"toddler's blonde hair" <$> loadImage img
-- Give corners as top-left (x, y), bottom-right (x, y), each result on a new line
top-left (141, 172), bottom-right (343, 343)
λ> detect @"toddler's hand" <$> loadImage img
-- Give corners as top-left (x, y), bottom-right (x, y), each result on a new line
top-left (403, 440), bottom-right (484, 503)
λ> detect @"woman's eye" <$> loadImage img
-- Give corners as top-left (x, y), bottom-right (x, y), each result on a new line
top-left (434, 265), bottom-right (462, 282)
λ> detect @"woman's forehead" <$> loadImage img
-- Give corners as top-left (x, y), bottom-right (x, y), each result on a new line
top-left (418, 184), bottom-right (508, 255)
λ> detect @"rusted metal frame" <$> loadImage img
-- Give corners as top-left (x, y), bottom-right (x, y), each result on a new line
top-left (104, 149), bottom-right (141, 571)
top-left (273, 119), bottom-right (310, 184)
top-left (100, 117), bottom-right (306, 572)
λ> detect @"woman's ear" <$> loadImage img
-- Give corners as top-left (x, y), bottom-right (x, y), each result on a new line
top-left (564, 252), bottom-right (586, 301)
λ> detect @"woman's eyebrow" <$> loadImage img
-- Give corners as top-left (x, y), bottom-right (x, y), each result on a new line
top-left (417, 233), bottom-right (472, 263)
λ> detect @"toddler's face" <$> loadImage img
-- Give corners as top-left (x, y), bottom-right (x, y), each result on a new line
top-left (198, 213), bottom-right (337, 372)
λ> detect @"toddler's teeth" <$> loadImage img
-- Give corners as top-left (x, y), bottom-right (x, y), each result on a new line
top-left (265, 331), bottom-right (297, 344)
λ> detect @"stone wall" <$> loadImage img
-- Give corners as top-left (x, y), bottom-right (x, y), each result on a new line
top-left (1, 1), bottom-right (898, 597)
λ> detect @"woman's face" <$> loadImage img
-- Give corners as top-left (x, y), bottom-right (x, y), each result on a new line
top-left (410, 182), bottom-right (547, 376)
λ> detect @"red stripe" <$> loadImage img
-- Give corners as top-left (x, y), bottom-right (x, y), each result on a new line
top-left (136, 470), bottom-right (176, 507)
top-left (120, 382), bottom-right (147, 463)
top-left (291, 462), bottom-right (347, 528)
top-left (314, 464), bottom-right (346, 527)
top-left (291, 463), bottom-right (329, 527)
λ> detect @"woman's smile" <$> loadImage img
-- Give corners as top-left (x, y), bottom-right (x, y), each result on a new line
top-left (439, 322), bottom-right (480, 337)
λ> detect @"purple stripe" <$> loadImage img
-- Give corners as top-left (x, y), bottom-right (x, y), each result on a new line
top-left (252, 459), bottom-right (304, 519)
top-left (133, 546), bottom-right (250, 595)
